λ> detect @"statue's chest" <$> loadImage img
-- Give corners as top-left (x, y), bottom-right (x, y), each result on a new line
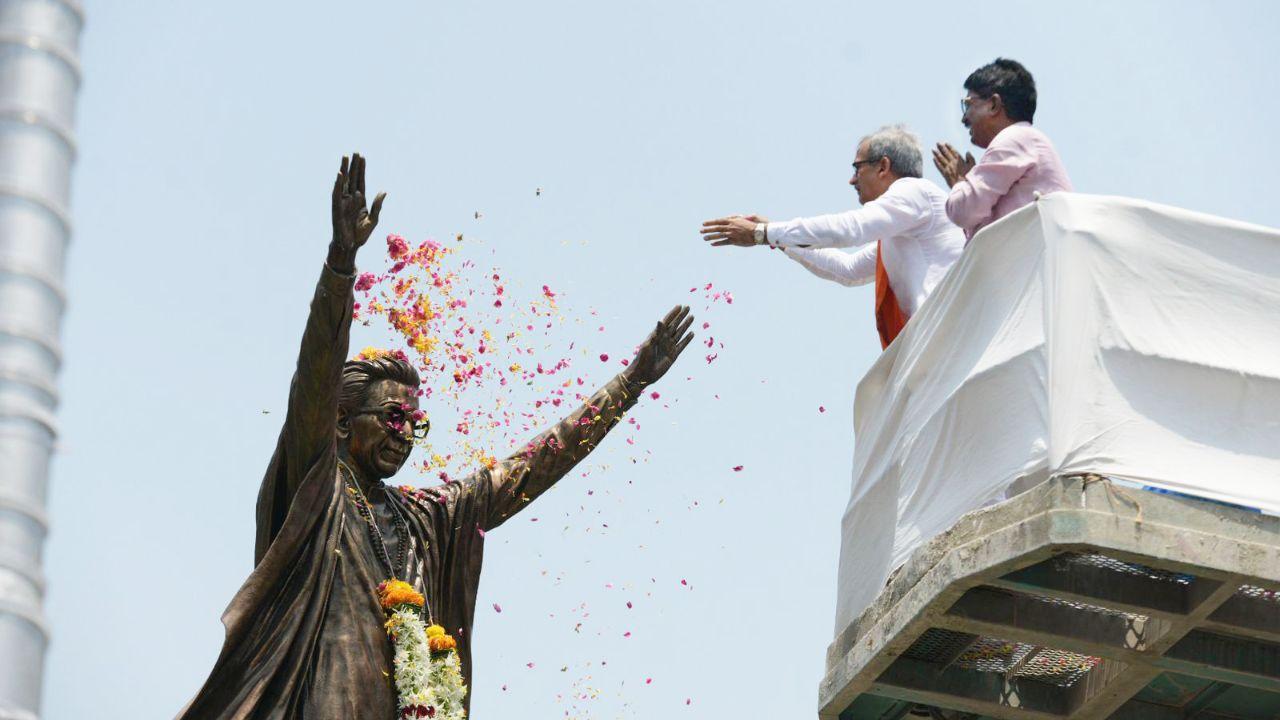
top-left (339, 496), bottom-right (429, 590)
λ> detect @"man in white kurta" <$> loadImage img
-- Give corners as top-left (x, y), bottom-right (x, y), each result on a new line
top-left (702, 125), bottom-right (965, 348)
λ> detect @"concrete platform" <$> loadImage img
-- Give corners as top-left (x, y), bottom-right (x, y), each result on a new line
top-left (820, 476), bottom-right (1280, 720)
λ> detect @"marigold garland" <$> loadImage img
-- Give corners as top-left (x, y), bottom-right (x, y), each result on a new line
top-left (379, 579), bottom-right (426, 610)
top-left (427, 633), bottom-right (457, 653)
top-left (375, 580), bottom-right (467, 719)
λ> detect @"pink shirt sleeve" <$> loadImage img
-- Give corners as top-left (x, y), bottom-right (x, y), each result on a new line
top-left (945, 133), bottom-right (1035, 234)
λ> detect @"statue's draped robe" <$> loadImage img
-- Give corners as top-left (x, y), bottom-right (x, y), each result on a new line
top-left (179, 264), bottom-right (640, 719)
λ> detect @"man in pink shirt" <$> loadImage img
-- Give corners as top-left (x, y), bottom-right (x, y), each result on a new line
top-left (933, 58), bottom-right (1073, 240)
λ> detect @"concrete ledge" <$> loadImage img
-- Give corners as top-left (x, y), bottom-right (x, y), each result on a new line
top-left (819, 476), bottom-right (1280, 720)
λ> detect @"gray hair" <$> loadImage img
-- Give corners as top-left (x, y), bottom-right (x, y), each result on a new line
top-left (859, 124), bottom-right (923, 179)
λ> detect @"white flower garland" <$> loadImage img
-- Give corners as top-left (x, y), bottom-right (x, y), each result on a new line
top-left (386, 607), bottom-right (468, 719)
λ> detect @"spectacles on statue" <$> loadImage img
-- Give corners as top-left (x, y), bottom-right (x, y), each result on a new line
top-left (354, 406), bottom-right (431, 440)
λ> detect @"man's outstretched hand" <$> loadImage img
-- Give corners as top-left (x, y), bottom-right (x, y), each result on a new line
top-left (329, 153), bottom-right (387, 274)
top-left (623, 305), bottom-right (695, 388)
top-left (701, 214), bottom-right (768, 247)
top-left (932, 143), bottom-right (976, 188)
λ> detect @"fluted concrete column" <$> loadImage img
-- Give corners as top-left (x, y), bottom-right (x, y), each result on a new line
top-left (0, 1), bottom-right (81, 718)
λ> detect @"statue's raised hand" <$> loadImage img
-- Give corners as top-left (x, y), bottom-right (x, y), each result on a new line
top-left (328, 153), bottom-right (386, 273)
top-left (623, 305), bottom-right (695, 389)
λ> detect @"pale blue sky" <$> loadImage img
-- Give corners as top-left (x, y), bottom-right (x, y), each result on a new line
top-left (44, 1), bottom-right (1280, 717)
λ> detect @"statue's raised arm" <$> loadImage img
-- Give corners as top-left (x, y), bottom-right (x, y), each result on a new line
top-left (254, 154), bottom-right (386, 560)
top-left (478, 305), bottom-right (695, 529)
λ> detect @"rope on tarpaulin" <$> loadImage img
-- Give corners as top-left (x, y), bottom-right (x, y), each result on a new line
top-left (1078, 473), bottom-right (1145, 524)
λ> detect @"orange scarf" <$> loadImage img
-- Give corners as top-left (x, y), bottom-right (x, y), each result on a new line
top-left (874, 240), bottom-right (909, 349)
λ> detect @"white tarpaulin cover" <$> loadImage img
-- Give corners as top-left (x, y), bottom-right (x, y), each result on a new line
top-left (834, 192), bottom-right (1280, 632)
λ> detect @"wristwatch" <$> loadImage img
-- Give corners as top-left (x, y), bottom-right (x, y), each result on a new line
top-left (753, 223), bottom-right (767, 246)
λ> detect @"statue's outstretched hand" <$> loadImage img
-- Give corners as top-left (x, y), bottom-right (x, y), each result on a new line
top-left (623, 305), bottom-right (695, 388)
top-left (328, 153), bottom-right (387, 273)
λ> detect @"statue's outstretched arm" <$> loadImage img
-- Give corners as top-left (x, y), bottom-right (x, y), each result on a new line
top-left (263, 155), bottom-right (386, 519)
top-left (480, 305), bottom-right (695, 530)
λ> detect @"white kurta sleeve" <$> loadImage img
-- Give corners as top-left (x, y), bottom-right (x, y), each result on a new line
top-left (782, 245), bottom-right (877, 287)
top-left (766, 181), bottom-right (929, 249)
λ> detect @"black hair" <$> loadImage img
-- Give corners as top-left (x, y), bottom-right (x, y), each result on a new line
top-left (964, 58), bottom-right (1037, 123)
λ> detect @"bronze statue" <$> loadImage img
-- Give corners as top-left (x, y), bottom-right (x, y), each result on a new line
top-left (179, 154), bottom-right (694, 718)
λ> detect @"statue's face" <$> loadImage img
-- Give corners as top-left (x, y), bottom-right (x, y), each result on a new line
top-left (338, 379), bottom-right (421, 481)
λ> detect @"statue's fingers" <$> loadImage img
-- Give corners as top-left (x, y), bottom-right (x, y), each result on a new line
top-left (340, 156), bottom-right (350, 193)
top-left (354, 154), bottom-right (366, 195)
top-left (667, 304), bottom-right (687, 324)
top-left (332, 172), bottom-right (344, 205)
top-left (674, 333), bottom-right (694, 355)
top-left (369, 192), bottom-right (387, 225)
top-left (673, 315), bottom-right (694, 340)
top-left (669, 326), bottom-right (691, 348)
top-left (660, 305), bottom-right (681, 327)
top-left (668, 306), bottom-right (690, 333)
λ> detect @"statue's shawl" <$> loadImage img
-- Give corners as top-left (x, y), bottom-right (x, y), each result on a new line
top-left (176, 266), bottom-right (490, 719)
